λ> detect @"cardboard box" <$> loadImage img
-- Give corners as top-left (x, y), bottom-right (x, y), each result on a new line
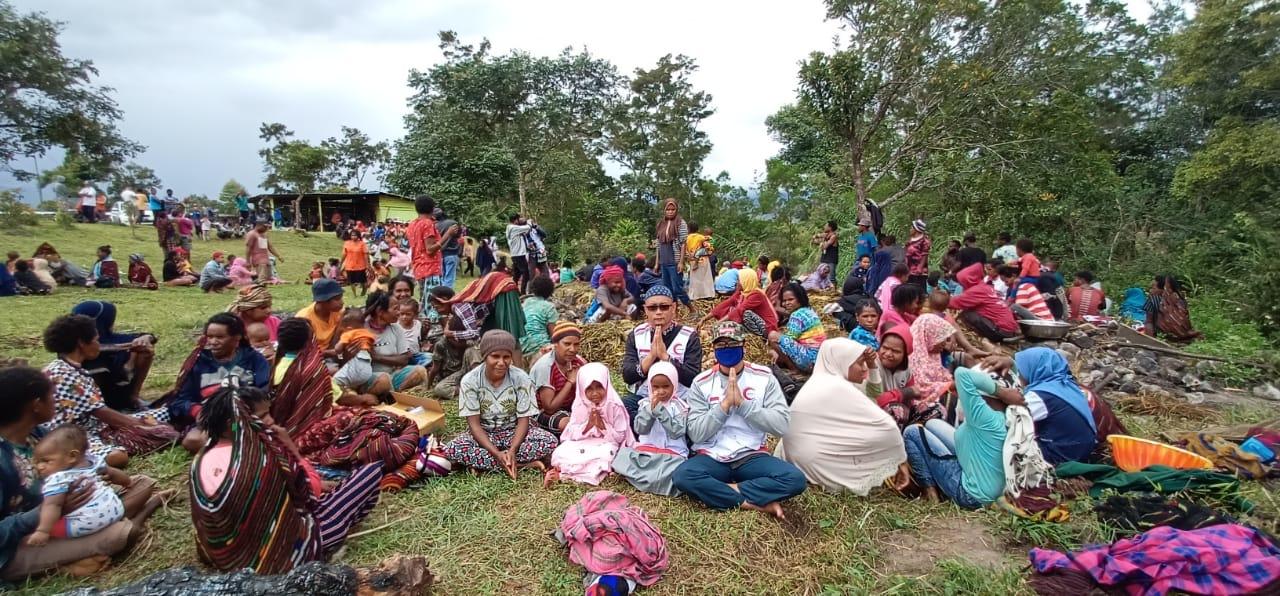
top-left (375, 392), bottom-right (446, 435)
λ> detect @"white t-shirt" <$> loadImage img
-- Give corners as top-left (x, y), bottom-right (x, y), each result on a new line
top-left (79, 186), bottom-right (96, 207)
top-left (120, 189), bottom-right (136, 205)
top-left (371, 324), bottom-right (409, 374)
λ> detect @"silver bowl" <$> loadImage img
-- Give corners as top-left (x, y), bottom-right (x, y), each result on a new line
top-left (1018, 319), bottom-right (1071, 340)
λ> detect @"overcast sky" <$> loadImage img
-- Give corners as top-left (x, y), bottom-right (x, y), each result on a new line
top-left (8, 0), bottom-right (849, 201)
top-left (9, 0), bottom-right (1153, 203)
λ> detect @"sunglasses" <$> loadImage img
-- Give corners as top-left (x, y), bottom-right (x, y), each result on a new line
top-left (644, 303), bottom-right (673, 312)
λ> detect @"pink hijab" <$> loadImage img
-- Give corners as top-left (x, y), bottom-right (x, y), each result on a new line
top-left (907, 314), bottom-right (957, 402)
top-left (561, 363), bottom-right (636, 447)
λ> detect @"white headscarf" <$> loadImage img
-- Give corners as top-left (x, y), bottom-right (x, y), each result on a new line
top-left (775, 338), bottom-right (906, 495)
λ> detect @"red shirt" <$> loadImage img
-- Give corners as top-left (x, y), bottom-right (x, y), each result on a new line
top-left (407, 216), bottom-right (441, 280)
top-left (951, 264), bottom-right (1019, 333)
top-left (710, 290), bottom-right (779, 333)
top-left (1019, 253), bottom-right (1041, 279)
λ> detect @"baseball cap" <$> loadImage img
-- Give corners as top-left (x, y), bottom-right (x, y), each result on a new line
top-left (311, 278), bottom-right (343, 302)
top-left (211, 251), bottom-right (224, 259)
top-left (712, 320), bottom-right (745, 343)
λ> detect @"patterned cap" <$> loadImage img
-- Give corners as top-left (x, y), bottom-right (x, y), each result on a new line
top-left (641, 284), bottom-right (673, 302)
top-left (550, 321), bottom-right (581, 343)
top-left (712, 320), bottom-right (744, 342)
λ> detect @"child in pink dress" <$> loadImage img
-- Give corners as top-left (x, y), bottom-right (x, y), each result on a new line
top-left (547, 363), bottom-right (635, 486)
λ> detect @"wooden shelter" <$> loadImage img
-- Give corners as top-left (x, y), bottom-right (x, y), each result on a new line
top-left (252, 191), bottom-right (416, 230)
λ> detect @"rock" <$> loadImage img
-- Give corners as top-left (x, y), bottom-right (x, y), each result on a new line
top-left (1195, 360), bottom-right (1218, 375)
top-left (1136, 350), bottom-right (1157, 362)
top-left (1185, 392), bottom-right (1206, 405)
top-left (1067, 333), bottom-right (1096, 349)
top-left (1058, 343), bottom-right (1081, 357)
top-left (1252, 383), bottom-right (1280, 402)
top-left (1038, 340), bottom-right (1060, 349)
top-left (1162, 367), bottom-right (1184, 381)
top-left (1114, 366), bottom-right (1134, 376)
top-left (1180, 373), bottom-right (1202, 390)
top-left (1116, 347), bottom-right (1138, 360)
top-left (1118, 380), bottom-right (1142, 394)
top-left (1161, 358), bottom-right (1187, 371)
top-left (1134, 357), bottom-right (1160, 376)
top-left (1199, 381), bottom-right (1215, 393)
top-left (1139, 383), bottom-right (1171, 398)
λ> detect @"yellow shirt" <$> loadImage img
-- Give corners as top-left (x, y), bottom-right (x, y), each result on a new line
top-left (297, 303), bottom-right (342, 348)
top-left (685, 233), bottom-right (707, 258)
top-left (274, 355), bottom-right (343, 402)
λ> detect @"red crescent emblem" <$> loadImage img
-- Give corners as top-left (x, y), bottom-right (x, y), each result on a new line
top-left (742, 387), bottom-right (755, 401)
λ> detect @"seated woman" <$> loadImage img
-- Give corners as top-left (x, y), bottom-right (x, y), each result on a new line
top-left (905, 314), bottom-right (964, 413)
top-left (800, 263), bottom-right (833, 292)
top-left (547, 363), bottom-right (635, 486)
top-left (41, 315), bottom-right (178, 468)
top-left (1144, 274), bottom-right (1202, 342)
top-left (764, 263), bottom-right (788, 314)
top-left (699, 268), bottom-right (778, 338)
top-left (776, 338), bottom-right (910, 495)
top-left (530, 322), bottom-right (587, 433)
top-left (1067, 270), bottom-right (1105, 321)
top-left (169, 314), bottom-right (271, 447)
top-left (161, 251), bottom-right (198, 287)
top-left (866, 325), bottom-right (943, 430)
top-left (442, 330), bottom-right (558, 478)
top-left (0, 367), bottom-right (161, 581)
top-left (713, 268), bottom-right (739, 297)
top-left (879, 283), bottom-right (924, 334)
top-left (227, 257), bottom-right (256, 288)
top-left (949, 263), bottom-right (1020, 342)
top-left (70, 301), bottom-right (157, 412)
top-left (520, 276), bottom-right (558, 360)
top-left (227, 284), bottom-right (282, 343)
top-left (900, 367), bottom-right (1011, 508)
top-left (363, 291), bottom-right (428, 392)
top-left (612, 362), bottom-right (688, 497)
top-left (269, 319), bottom-right (340, 435)
top-left (443, 272), bottom-right (526, 363)
top-left (980, 348), bottom-right (1098, 465)
top-left (768, 282), bottom-right (827, 373)
top-left (125, 254), bottom-right (158, 290)
top-left (190, 383), bottom-right (381, 574)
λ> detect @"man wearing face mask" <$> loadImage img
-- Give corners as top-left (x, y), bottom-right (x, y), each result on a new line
top-left (620, 285), bottom-right (703, 422)
top-left (672, 321), bottom-right (807, 518)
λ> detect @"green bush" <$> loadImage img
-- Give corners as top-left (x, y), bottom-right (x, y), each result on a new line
top-left (0, 191), bottom-right (39, 231)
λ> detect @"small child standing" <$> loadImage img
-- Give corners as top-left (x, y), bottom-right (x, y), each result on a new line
top-left (28, 425), bottom-right (128, 546)
top-left (1015, 238), bottom-right (1041, 286)
top-left (395, 299), bottom-right (431, 367)
top-left (200, 214), bottom-right (212, 241)
top-left (848, 299), bottom-right (881, 350)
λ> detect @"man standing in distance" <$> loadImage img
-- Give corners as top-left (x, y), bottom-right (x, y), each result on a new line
top-left (244, 218), bottom-right (282, 283)
top-left (408, 195), bottom-right (457, 298)
top-left (435, 207), bottom-right (462, 289)
top-left (506, 213), bottom-right (533, 294)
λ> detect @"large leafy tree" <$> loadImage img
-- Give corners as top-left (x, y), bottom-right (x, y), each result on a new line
top-left (322, 126), bottom-right (391, 191)
top-left (0, 1), bottom-right (140, 181)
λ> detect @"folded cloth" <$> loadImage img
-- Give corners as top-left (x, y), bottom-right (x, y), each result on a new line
top-left (556, 491), bottom-right (669, 587)
top-left (1002, 405), bottom-right (1055, 498)
top-left (1054, 462), bottom-right (1252, 513)
top-left (1029, 524), bottom-right (1280, 596)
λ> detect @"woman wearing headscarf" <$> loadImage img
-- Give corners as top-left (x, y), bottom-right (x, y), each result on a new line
top-left (1144, 274), bottom-right (1202, 342)
top-left (125, 254), bottom-right (158, 290)
top-left (70, 301), bottom-right (158, 412)
top-left (864, 248), bottom-right (894, 298)
top-left (684, 224), bottom-right (716, 300)
top-left (907, 314), bottom-right (961, 404)
top-left (226, 283), bottom-right (282, 342)
top-left (866, 325), bottom-right (944, 430)
top-left (612, 361), bottom-right (688, 497)
top-left (547, 363), bottom-right (635, 486)
top-left (775, 339), bottom-right (910, 495)
top-left (981, 348), bottom-right (1098, 465)
top-left (700, 268), bottom-right (779, 337)
top-left (653, 198), bottom-right (690, 307)
top-left (442, 330), bottom-right (557, 477)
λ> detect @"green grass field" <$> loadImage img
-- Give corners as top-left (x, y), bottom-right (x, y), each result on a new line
top-left (1, 220), bottom-right (1276, 595)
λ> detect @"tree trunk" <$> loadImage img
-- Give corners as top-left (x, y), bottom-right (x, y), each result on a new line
top-left (850, 144), bottom-right (868, 220)
top-left (293, 194), bottom-right (303, 231)
top-left (517, 163), bottom-right (527, 216)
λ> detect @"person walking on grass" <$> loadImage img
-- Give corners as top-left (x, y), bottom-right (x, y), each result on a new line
top-left (244, 219), bottom-right (282, 285)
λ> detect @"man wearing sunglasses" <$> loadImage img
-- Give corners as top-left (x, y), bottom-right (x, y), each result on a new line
top-left (620, 285), bottom-right (703, 421)
top-left (672, 320), bottom-right (806, 519)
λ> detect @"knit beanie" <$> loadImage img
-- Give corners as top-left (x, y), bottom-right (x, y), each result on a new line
top-left (550, 321), bottom-right (581, 343)
top-left (478, 329), bottom-right (517, 357)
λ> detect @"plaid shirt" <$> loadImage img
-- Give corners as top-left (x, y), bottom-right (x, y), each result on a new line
top-left (1031, 524), bottom-right (1280, 595)
top-left (450, 302), bottom-right (490, 342)
top-left (42, 358), bottom-right (106, 434)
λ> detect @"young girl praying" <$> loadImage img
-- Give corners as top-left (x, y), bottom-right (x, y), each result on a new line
top-left (611, 361), bottom-right (689, 497)
top-left (546, 363), bottom-right (635, 486)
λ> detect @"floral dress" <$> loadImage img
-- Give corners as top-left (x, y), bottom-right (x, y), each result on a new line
top-left (442, 366), bottom-right (558, 470)
top-left (776, 307), bottom-right (827, 372)
top-left (43, 359), bottom-right (176, 459)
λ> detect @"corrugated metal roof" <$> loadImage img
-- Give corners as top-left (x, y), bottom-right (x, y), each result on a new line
top-left (250, 191), bottom-right (410, 201)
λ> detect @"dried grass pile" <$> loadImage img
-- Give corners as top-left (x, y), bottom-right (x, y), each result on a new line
top-left (578, 319), bottom-right (639, 364)
top-left (1113, 391), bottom-right (1221, 421)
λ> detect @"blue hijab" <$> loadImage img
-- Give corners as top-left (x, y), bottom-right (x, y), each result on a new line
top-left (864, 249), bottom-right (894, 298)
top-left (1120, 287), bottom-right (1147, 322)
top-left (1014, 347), bottom-right (1094, 431)
top-left (71, 301), bottom-right (139, 345)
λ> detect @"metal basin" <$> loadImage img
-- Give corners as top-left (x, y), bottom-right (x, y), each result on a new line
top-left (1019, 319), bottom-right (1071, 340)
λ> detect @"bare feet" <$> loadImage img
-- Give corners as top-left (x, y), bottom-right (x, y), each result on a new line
top-left (63, 555), bottom-right (109, 577)
top-left (126, 494), bottom-right (166, 544)
top-left (740, 501), bottom-right (786, 519)
top-left (542, 467), bottom-right (560, 488)
top-left (923, 486), bottom-right (940, 503)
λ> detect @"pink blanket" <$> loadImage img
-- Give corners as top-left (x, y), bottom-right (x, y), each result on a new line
top-left (558, 491), bottom-right (669, 587)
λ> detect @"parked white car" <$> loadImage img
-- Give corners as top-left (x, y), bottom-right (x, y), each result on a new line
top-left (107, 201), bottom-right (153, 225)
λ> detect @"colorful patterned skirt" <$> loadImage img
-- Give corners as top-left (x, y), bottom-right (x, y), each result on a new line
top-left (443, 425), bottom-right (558, 471)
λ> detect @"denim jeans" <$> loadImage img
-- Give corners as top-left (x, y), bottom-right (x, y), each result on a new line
top-left (659, 263), bottom-right (690, 305)
top-left (442, 254), bottom-right (459, 289)
top-left (672, 454), bottom-right (807, 510)
top-left (902, 419), bottom-right (983, 509)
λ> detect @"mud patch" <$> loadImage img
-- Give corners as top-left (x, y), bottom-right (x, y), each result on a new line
top-left (879, 516), bottom-right (1012, 577)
